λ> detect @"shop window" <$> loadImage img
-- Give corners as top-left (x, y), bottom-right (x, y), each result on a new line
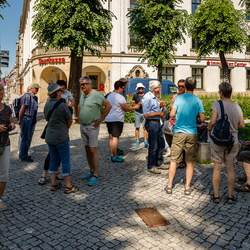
top-left (162, 67), bottom-right (175, 83)
top-left (220, 69), bottom-right (231, 83)
top-left (192, 0), bottom-right (201, 14)
top-left (192, 68), bottom-right (203, 89)
top-left (246, 70), bottom-right (250, 89)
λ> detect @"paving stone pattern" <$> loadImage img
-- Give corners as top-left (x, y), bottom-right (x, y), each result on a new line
top-left (0, 108), bottom-right (249, 249)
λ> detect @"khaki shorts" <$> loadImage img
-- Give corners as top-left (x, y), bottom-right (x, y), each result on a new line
top-left (171, 133), bottom-right (198, 163)
top-left (210, 141), bottom-right (238, 165)
top-left (80, 123), bottom-right (100, 147)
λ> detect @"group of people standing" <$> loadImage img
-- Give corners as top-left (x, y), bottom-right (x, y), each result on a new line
top-left (0, 75), bottom-right (248, 210)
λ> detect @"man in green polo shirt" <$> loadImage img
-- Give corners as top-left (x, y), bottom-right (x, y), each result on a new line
top-left (78, 76), bottom-right (111, 185)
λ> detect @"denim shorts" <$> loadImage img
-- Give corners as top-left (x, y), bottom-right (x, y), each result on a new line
top-left (134, 111), bottom-right (145, 128)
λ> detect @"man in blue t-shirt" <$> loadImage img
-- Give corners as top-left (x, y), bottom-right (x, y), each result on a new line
top-left (165, 77), bottom-right (205, 195)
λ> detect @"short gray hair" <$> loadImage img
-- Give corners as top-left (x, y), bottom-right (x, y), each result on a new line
top-left (79, 76), bottom-right (92, 84)
top-left (149, 80), bottom-right (161, 91)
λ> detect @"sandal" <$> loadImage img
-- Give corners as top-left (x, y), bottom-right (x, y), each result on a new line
top-left (165, 186), bottom-right (172, 194)
top-left (56, 173), bottom-right (64, 180)
top-left (235, 183), bottom-right (250, 192)
top-left (38, 176), bottom-right (46, 185)
top-left (212, 195), bottom-right (220, 204)
top-left (184, 187), bottom-right (192, 195)
top-left (50, 182), bottom-right (62, 191)
top-left (64, 185), bottom-right (79, 194)
top-left (226, 196), bottom-right (236, 205)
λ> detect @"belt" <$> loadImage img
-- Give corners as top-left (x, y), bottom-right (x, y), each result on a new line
top-left (23, 114), bottom-right (32, 117)
top-left (146, 119), bottom-right (160, 122)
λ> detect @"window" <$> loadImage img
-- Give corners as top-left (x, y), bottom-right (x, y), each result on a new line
top-left (130, 0), bottom-right (137, 9)
top-left (191, 38), bottom-right (197, 50)
top-left (246, 36), bottom-right (250, 52)
top-left (246, 70), bottom-right (250, 89)
top-left (192, 68), bottom-right (203, 89)
top-left (192, 0), bottom-right (201, 14)
top-left (220, 69), bottom-right (231, 83)
top-left (162, 67), bottom-right (175, 83)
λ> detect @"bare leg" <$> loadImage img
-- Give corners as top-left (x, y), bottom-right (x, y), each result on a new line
top-left (135, 128), bottom-right (140, 141)
top-left (185, 162), bottom-right (194, 189)
top-left (0, 182), bottom-right (7, 199)
top-left (50, 173), bottom-right (57, 186)
top-left (85, 146), bottom-right (99, 177)
top-left (64, 175), bottom-right (71, 187)
top-left (167, 161), bottom-right (178, 187)
top-left (109, 135), bottom-right (119, 157)
top-left (212, 162), bottom-right (222, 197)
top-left (242, 162), bottom-right (250, 185)
top-left (225, 163), bottom-right (235, 198)
top-left (143, 128), bottom-right (148, 142)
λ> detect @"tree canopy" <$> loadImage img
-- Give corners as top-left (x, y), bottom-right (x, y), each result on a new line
top-left (128, 0), bottom-right (188, 81)
top-left (191, 0), bottom-right (249, 81)
top-left (32, 0), bottom-right (114, 57)
top-left (0, 0), bottom-right (9, 19)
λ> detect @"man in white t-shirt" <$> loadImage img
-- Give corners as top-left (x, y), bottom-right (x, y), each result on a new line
top-left (105, 80), bottom-right (140, 162)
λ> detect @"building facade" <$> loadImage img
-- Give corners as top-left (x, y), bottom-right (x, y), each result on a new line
top-left (13, 0), bottom-right (250, 102)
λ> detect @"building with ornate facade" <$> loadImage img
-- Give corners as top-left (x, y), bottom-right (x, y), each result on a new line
top-left (12, 0), bottom-right (250, 102)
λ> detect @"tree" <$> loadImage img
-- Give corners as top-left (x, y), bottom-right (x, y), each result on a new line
top-left (127, 0), bottom-right (188, 83)
top-left (32, 0), bottom-right (114, 112)
top-left (191, 0), bottom-right (249, 82)
top-left (0, 0), bottom-right (9, 19)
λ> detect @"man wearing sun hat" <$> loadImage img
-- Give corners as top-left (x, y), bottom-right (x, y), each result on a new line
top-left (18, 83), bottom-right (41, 162)
top-left (132, 82), bottom-right (148, 147)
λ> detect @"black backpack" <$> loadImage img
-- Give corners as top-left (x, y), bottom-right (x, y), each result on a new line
top-left (13, 93), bottom-right (32, 119)
top-left (210, 100), bottom-right (234, 153)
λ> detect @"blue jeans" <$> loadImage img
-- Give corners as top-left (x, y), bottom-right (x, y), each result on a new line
top-left (145, 120), bottom-right (165, 169)
top-left (19, 116), bottom-right (35, 160)
top-left (48, 141), bottom-right (70, 176)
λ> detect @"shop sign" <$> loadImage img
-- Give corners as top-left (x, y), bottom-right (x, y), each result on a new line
top-left (207, 60), bottom-right (247, 67)
top-left (38, 57), bottom-right (65, 64)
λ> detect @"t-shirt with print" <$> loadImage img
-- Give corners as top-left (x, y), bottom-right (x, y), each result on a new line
top-left (132, 93), bottom-right (144, 113)
top-left (211, 101), bottom-right (243, 145)
top-left (79, 90), bottom-right (104, 125)
top-left (0, 105), bottom-right (12, 147)
top-left (105, 92), bottom-right (126, 122)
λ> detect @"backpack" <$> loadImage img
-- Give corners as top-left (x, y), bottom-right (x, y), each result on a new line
top-left (210, 100), bottom-right (234, 153)
top-left (13, 96), bottom-right (22, 119)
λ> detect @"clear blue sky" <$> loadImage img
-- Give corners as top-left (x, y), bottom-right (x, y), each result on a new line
top-left (0, 0), bottom-right (23, 77)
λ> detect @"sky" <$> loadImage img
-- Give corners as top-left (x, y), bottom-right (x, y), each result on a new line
top-left (0, 0), bottom-right (23, 77)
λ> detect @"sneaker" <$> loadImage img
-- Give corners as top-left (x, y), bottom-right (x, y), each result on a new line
top-left (82, 172), bottom-right (94, 179)
top-left (21, 158), bottom-right (34, 162)
top-left (148, 167), bottom-right (161, 174)
top-left (0, 201), bottom-right (8, 211)
top-left (135, 141), bottom-right (140, 147)
top-left (111, 156), bottom-right (124, 162)
top-left (157, 164), bottom-right (169, 169)
top-left (88, 176), bottom-right (99, 186)
top-left (117, 148), bottom-right (124, 156)
top-left (144, 141), bottom-right (149, 147)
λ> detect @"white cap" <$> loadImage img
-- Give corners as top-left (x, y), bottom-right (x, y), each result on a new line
top-left (135, 82), bottom-right (146, 90)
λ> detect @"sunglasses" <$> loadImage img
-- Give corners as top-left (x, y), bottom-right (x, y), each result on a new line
top-left (178, 85), bottom-right (185, 88)
top-left (81, 82), bottom-right (90, 86)
top-left (137, 87), bottom-right (144, 90)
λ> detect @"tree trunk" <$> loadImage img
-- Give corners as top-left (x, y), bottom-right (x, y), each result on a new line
top-left (68, 52), bottom-right (83, 119)
top-left (157, 64), bottom-right (163, 98)
top-left (219, 52), bottom-right (229, 82)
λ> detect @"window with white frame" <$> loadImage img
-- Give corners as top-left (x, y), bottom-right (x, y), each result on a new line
top-left (220, 69), bottom-right (231, 83)
top-left (192, 0), bottom-right (201, 14)
top-left (246, 69), bottom-right (250, 89)
top-left (192, 68), bottom-right (203, 89)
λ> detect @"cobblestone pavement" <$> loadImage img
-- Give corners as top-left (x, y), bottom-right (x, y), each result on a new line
top-left (0, 108), bottom-right (249, 250)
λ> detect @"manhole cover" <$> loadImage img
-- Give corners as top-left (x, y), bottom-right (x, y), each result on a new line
top-left (135, 207), bottom-right (170, 228)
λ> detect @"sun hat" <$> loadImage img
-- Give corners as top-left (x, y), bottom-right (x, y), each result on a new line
top-left (135, 82), bottom-right (145, 90)
top-left (30, 83), bottom-right (41, 89)
top-left (47, 83), bottom-right (62, 95)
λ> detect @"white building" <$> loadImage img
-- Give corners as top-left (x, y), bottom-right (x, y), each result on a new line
top-left (15, 0), bottom-right (250, 102)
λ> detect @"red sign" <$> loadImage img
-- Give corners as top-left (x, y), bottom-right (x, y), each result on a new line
top-left (207, 60), bottom-right (247, 67)
top-left (38, 57), bottom-right (65, 64)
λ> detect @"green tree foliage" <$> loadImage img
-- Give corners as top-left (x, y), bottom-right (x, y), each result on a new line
top-left (0, 0), bottom-right (9, 19)
top-left (32, 0), bottom-right (114, 112)
top-left (191, 0), bottom-right (249, 82)
top-left (127, 0), bottom-right (187, 83)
